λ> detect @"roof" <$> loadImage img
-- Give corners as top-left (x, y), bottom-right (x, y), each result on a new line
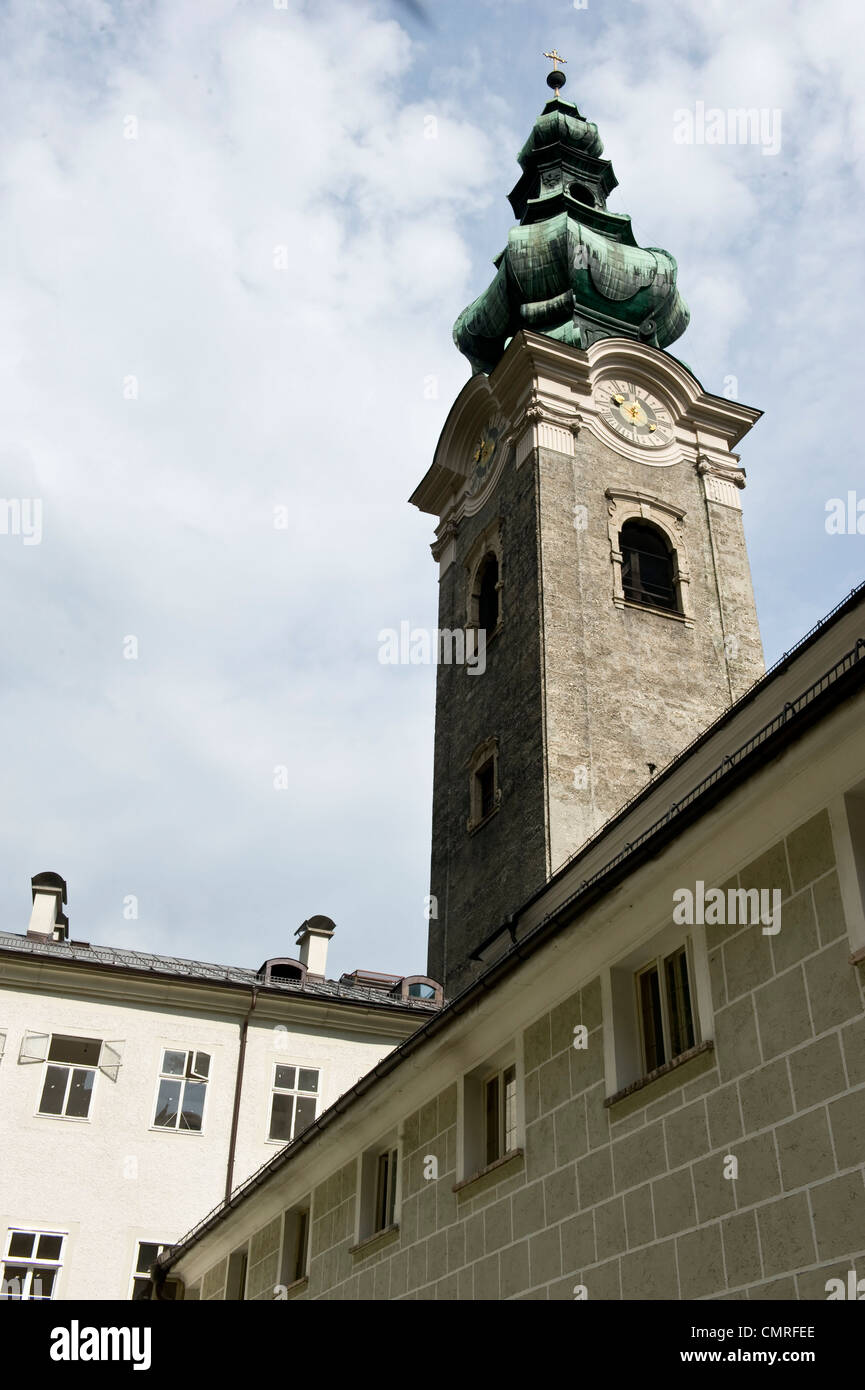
top-left (158, 583), bottom-right (865, 1271)
top-left (453, 91), bottom-right (689, 374)
top-left (0, 932), bottom-right (439, 1014)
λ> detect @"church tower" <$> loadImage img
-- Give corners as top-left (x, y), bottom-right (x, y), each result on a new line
top-left (412, 58), bottom-right (765, 997)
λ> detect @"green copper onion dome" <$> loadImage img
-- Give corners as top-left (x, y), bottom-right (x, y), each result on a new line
top-left (454, 67), bottom-right (690, 374)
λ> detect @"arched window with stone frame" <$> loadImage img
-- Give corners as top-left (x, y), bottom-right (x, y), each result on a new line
top-left (465, 523), bottom-right (503, 640)
top-left (620, 520), bottom-right (677, 612)
top-left (606, 490), bottom-right (693, 626)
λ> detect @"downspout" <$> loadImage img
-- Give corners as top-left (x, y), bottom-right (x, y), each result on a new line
top-left (225, 985), bottom-right (258, 1203)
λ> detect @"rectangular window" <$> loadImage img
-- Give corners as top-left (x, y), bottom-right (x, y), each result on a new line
top-left (374, 1148), bottom-right (398, 1233)
top-left (637, 965), bottom-right (666, 1072)
top-left (38, 1035), bottom-right (101, 1119)
top-left (636, 945), bottom-right (696, 1076)
top-left (1, 1230), bottom-right (65, 1300)
top-left (665, 945), bottom-right (696, 1057)
top-left (152, 1049), bottom-right (210, 1131)
top-left (268, 1064), bottom-right (319, 1143)
top-left (279, 1207), bottom-right (310, 1288)
top-left (226, 1246), bottom-right (248, 1301)
top-left (477, 760), bottom-right (496, 820)
top-left (484, 1065), bottom-right (517, 1166)
top-left (130, 1241), bottom-right (170, 1301)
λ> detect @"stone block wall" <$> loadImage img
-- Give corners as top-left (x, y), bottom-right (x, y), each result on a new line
top-left (199, 809), bottom-right (865, 1300)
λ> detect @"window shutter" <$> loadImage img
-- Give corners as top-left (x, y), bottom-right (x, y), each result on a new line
top-left (190, 1051), bottom-right (211, 1080)
top-left (99, 1040), bottom-right (124, 1082)
top-left (18, 1031), bottom-right (49, 1063)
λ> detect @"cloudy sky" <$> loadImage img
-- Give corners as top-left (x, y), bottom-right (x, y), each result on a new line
top-left (0, 0), bottom-right (862, 981)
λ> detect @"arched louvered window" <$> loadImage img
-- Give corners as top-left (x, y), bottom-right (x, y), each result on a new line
top-left (620, 520), bottom-right (677, 612)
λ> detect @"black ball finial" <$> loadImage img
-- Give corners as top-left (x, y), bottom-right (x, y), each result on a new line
top-left (543, 48), bottom-right (567, 94)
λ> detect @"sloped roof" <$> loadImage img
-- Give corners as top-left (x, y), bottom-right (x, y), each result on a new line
top-left (0, 931), bottom-right (438, 1014)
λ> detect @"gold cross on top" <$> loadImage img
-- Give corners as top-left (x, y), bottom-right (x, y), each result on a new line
top-left (543, 49), bottom-right (567, 71)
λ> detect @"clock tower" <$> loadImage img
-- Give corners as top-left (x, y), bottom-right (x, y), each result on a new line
top-left (412, 60), bottom-right (765, 996)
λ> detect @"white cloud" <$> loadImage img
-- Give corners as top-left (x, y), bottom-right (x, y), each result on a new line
top-left (0, 0), bottom-right (491, 975)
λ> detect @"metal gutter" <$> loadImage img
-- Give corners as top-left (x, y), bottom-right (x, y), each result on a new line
top-left (0, 946), bottom-right (438, 1021)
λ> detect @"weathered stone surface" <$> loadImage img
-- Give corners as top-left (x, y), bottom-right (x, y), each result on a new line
top-left (786, 811), bottom-right (835, 892)
top-left (788, 1034), bottom-right (846, 1110)
top-left (722, 1211), bottom-right (762, 1287)
top-left (775, 1108), bottom-right (835, 1191)
top-left (757, 1194), bottom-right (816, 1278)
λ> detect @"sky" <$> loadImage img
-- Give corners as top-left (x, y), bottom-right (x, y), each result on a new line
top-left (0, 0), bottom-right (862, 981)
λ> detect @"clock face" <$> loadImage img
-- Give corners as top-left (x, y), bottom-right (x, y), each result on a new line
top-left (468, 424), bottom-right (500, 494)
top-left (595, 379), bottom-right (675, 449)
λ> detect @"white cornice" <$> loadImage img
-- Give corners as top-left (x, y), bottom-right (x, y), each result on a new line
top-left (410, 331), bottom-right (762, 523)
top-left (0, 957), bottom-right (430, 1039)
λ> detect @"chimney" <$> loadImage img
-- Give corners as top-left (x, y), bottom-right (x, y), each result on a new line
top-left (28, 871), bottom-right (69, 942)
top-left (294, 915), bottom-right (335, 980)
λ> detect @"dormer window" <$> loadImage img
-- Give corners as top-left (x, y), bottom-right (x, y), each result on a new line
top-left (257, 957), bottom-right (308, 987)
top-left (408, 981), bottom-right (435, 1000)
top-left (391, 976), bottom-right (443, 1004)
top-left (270, 964), bottom-right (303, 983)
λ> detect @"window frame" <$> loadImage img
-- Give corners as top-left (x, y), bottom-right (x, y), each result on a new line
top-left (619, 520), bottom-right (678, 613)
top-left (278, 1204), bottom-right (311, 1290)
top-left (150, 1047), bottom-right (212, 1135)
top-left (483, 1063), bottom-right (517, 1167)
top-left (633, 937), bottom-right (699, 1079)
top-left (32, 1035), bottom-right (103, 1123)
top-left (603, 921), bottom-right (713, 1102)
top-left (1, 1228), bottom-right (66, 1301)
top-left (225, 1245), bottom-right (249, 1301)
top-left (356, 1134), bottom-right (401, 1244)
top-left (374, 1147), bottom-right (399, 1235)
top-left (464, 521), bottom-right (503, 643)
top-left (265, 1061), bottom-right (320, 1146)
top-left (605, 489), bottom-right (693, 626)
top-left (460, 1045), bottom-right (522, 1184)
top-left (467, 737), bottom-right (501, 833)
top-left (129, 1240), bottom-right (171, 1301)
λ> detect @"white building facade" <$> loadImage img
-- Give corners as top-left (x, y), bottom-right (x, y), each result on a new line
top-left (0, 884), bottom-right (439, 1300)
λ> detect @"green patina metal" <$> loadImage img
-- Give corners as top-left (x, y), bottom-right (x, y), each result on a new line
top-left (454, 89), bottom-right (689, 374)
